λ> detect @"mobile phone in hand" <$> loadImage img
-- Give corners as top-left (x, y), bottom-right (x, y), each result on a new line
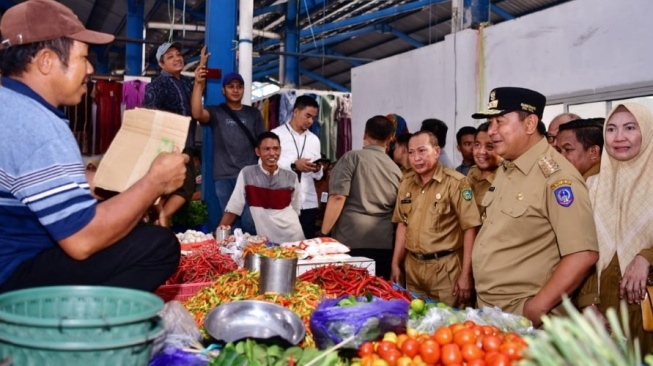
top-left (312, 158), bottom-right (330, 165)
top-left (205, 67), bottom-right (222, 79)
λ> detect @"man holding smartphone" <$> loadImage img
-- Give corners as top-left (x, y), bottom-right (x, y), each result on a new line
top-left (143, 41), bottom-right (197, 227)
top-left (272, 96), bottom-right (323, 238)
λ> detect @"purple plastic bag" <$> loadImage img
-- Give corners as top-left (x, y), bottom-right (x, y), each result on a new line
top-left (309, 296), bottom-right (409, 350)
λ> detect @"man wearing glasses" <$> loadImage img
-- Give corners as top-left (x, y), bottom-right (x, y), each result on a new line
top-left (546, 112), bottom-right (580, 151)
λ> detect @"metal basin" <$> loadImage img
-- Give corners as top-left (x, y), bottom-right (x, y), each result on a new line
top-left (203, 300), bottom-right (305, 345)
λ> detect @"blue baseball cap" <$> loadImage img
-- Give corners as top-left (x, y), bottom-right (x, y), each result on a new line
top-left (222, 72), bottom-right (244, 87)
top-left (156, 41), bottom-right (182, 62)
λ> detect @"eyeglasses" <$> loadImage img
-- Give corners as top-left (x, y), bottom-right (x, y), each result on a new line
top-left (546, 134), bottom-right (557, 143)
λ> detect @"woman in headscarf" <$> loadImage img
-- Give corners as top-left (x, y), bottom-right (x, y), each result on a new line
top-left (586, 103), bottom-right (653, 351)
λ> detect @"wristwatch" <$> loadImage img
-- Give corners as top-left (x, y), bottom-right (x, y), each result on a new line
top-left (290, 163), bottom-right (297, 171)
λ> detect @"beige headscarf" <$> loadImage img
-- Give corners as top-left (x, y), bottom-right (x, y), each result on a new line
top-left (589, 103), bottom-right (653, 276)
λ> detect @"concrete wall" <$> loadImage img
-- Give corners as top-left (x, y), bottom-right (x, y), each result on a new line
top-left (351, 0), bottom-right (653, 164)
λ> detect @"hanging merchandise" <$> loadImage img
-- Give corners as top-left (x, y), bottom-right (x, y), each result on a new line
top-left (94, 80), bottom-right (123, 154)
top-left (66, 81), bottom-right (94, 155)
top-left (122, 76), bottom-right (151, 110)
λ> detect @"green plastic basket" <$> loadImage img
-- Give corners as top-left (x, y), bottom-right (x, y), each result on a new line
top-left (0, 286), bottom-right (165, 366)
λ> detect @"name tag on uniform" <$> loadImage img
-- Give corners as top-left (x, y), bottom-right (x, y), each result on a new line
top-left (488, 187), bottom-right (495, 192)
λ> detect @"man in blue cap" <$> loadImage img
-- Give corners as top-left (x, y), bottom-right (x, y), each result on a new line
top-left (470, 87), bottom-right (598, 327)
top-left (192, 61), bottom-right (264, 234)
top-left (143, 41), bottom-right (197, 227)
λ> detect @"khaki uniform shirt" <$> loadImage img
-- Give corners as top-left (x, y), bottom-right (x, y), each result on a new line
top-left (472, 138), bottom-right (598, 316)
top-left (392, 163), bottom-right (481, 253)
top-left (582, 163), bottom-right (600, 181)
top-left (467, 165), bottom-right (497, 220)
top-left (330, 145), bottom-right (402, 250)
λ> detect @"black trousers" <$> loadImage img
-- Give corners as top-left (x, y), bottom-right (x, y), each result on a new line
top-left (349, 248), bottom-right (393, 280)
top-left (0, 225), bottom-right (180, 293)
top-left (300, 208), bottom-right (318, 239)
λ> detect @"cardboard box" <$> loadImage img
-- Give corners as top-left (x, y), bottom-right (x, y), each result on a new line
top-left (297, 256), bottom-right (375, 276)
top-left (94, 108), bottom-right (190, 192)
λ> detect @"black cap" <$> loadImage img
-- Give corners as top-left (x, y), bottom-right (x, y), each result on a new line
top-left (472, 87), bottom-right (546, 120)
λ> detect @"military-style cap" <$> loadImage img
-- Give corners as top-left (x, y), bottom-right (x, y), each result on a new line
top-left (472, 87), bottom-right (546, 120)
top-left (0, 0), bottom-right (114, 50)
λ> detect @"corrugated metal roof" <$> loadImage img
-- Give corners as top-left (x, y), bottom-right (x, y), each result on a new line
top-left (0, 0), bottom-right (574, 89)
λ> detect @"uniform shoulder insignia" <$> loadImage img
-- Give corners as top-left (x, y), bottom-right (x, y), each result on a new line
top-left (444, 168), bottom-right (466, 180)
top-left (537, 156), bottom-right (560, 178)
top-left (461, 187), bottom-right (473, 202)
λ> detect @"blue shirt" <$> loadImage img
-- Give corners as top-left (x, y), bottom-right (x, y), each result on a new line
top-left (0, 77), bottom-right (96, 285)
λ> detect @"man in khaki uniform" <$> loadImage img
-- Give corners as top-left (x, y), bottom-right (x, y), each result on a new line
top-left (391, 131), bottom-right (481, 306)
top-left (466, 121), bottom-right (500, 219)
top-left (471, 87), bottom-right (598, 327)
top-left (556, 118), bottom-right (603, 181)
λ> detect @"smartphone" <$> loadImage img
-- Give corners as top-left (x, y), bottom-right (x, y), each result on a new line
top-left (312, 158), bottom-right (330, 165)
top-left (205, 67), bottom-right (222, 79)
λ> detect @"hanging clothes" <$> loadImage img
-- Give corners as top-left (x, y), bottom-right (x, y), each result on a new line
top-left (268, 94), bottom-right (281, 130)
top-left (66, 81), bottom-right (94, 155)
top-left (319, 94), bottom-right (338, 161)
top-left (304, 93), bottom-right (322, 138)
top-left (122, 80), bottom-right (148, 110)
top-left (93, 80), bottom-right (123, 154)
top-left (279, 90), bottom-right (297, 125)
top-left (336, 94), bottom-right (353, 158)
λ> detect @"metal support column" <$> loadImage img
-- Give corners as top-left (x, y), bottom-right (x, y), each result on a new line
top-left (465, 0), bottom-right (490, 28)
top-left (125, 0), bottom-right (144, 75)
top-left (203, 0), bottom-right (238, 230)
top-left (284, 0), bottom-right (299, 87)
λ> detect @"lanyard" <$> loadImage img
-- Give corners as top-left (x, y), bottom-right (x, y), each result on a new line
top-left (285, 123), bottom-right (307, 160)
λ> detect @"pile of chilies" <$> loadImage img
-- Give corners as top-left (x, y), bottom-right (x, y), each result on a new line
top-left (242, 242), bottom-right (299, 259)
top-left (165, 246), bottom-right (237, 284)
top-left (298, 264), bottom-right (412, 302)
top-left (184, 269), bottom-right (325, 347)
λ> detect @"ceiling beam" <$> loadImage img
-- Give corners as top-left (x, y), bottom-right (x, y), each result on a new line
top-left (300, 68), bottom-right (349, 92)
top-left (375, 23), bottom-right (424, 48)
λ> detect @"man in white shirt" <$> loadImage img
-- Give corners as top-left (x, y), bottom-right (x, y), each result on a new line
top-left (272, 96), bottom-right (323, 238)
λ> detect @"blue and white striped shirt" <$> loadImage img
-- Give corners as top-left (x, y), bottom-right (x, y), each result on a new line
top-left (0, 77), bottom-right (96, 285)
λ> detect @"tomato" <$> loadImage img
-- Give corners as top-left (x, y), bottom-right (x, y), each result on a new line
top-left (440, 343), bottom-right (462, 365)
top-left (383, 349), bottom-right (402, 366)
top-left (419, 340), bottom-right (440, 364)
top-left (359, 342), bottom-right (375, 357)
top-left (372, 359), bottom-right (390, 366)
top-left (453, 328), bottom-right (476, 347)
top-left (412, 355), bottom-right (425, 366)
top-left (481, 335), bottom-right (502, 353)
top-left (377, 341), bottom-right (399, 360)
top-left (450, 323), bottom-right (466, 334)
top-left (407, 328), bottom-right (420, 339)
top-left (486, 352), bottom-right (511, 366)
top-left (464, 320), bottom-right (477, 328)
top-left (499, 341), bottom-right (523, 360)
top-left (361, 355), bottom-right (377, 366)
top-left (401, 338), bottom-right (421, 358)
top-left (397, 334), bottom-right (409, 349)
top-left (481, 326), bottom-right (495, 336)
top-left (396, 356), bottom-right (413, 366)
top-left (417, 333), bottom-right (432, 344)
top-left (433, 326), bottom-right (453, 345)
top-left (461, 344), bottom-right (485, 362)
top-left (467, 359), bottom-right (486, 366)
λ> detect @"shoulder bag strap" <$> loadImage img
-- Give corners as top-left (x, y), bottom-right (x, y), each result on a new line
top-left (220, 103), bottom-right (257, 147)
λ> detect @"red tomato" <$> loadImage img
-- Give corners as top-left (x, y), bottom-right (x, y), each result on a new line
top-left (433, 326), bottom-right (453, 345)
top-left (397, 334), bottom-right (409, 349)
top-left (461, 344), bottom-right (485, 362)
top-left (467, 359), bottom-right (486, 366)
top-left (419, 340), bottom-right (440, 364)
top-left (450, 323), bottom-right (466, 334)
top-left (486, 352), bottom-right (511, 366)
top-left (440, 343), bottom-right (463, 365)
top-left (464, 320), bottom-right (477, 328)
top-left (377, 341), bottom-right (399, 360)
top-left (361, 354), bottom-right (378, 366)
top-left (481, 326), bottom-right (495, 336)
top-left (453, 328), bottom-right (476, 347)
top-left (383, 349), bottom-right (402, 366)
top-left (359, 342), bottom-right (375, 357)
top-left (499, 341), bottom-right (523, 360)
top-left (481, 335), bottom-right (502, 353)
top-left (401, 338), bottom-right (421, 358)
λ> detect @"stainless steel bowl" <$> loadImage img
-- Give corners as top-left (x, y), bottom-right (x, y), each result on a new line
top-left (203, 300), bottom-right (306, 344)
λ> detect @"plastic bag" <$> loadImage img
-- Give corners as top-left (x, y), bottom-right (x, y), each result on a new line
top-left (309, 296), bottom-right (409, 350)
top-left (153, 301), bottom-right (202, 354)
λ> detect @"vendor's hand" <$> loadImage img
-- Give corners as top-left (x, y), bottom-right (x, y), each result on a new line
top-left (390, 263), bottom-right (402, 285)
top-left (619, 255), bottom-right (650, 304)
top-left (148, 148), bottom-right (189, 196)
top-left (218, 224), bottom-right (232, 231)
top-left (294, 158), bottom-right (317, 173)
top-left (523, 298), bottom-right (546, 328)
top-left (193, 46), bottom-right (211, 87)
top-left (453, 272), bottom-right (473, 306)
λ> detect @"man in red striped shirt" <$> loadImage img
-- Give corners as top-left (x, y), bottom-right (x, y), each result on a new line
top-left (218, 132), bottom-right (305, 243)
